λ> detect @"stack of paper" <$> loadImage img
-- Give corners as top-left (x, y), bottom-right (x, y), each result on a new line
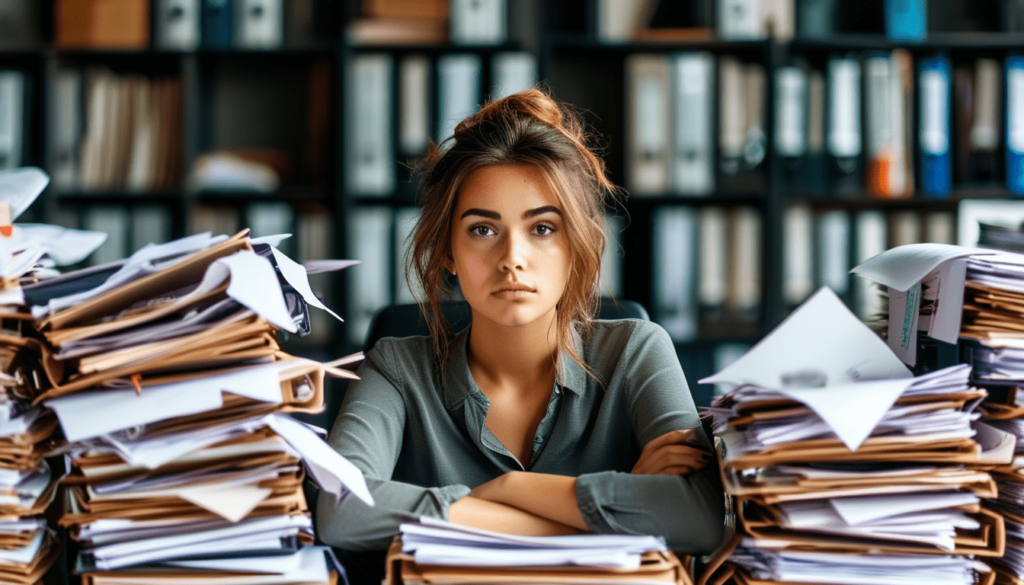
top-left (0, 167), bottom-right (113, 584)
top-left (22, 230), bottom-right (371, 584)
top-left (386, 518), bottom-right (690, 585)
top-left (700, 287), bottom-right (1008, 585)
top-left (851, 243), bottom-right (1024, 582)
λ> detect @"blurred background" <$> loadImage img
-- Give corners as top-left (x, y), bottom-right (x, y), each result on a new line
top-left (5, 0), bottom-right (1024, 407)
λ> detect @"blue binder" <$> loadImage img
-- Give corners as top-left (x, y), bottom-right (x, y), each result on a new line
top-left (202, 0), bottom-right (233, 48)
top-left (1009, 57), bottom-right (1024, 195)
top-left (885, 0), bottom-right (926, 41)
top-left (918, 56), bottom-right (951, 198)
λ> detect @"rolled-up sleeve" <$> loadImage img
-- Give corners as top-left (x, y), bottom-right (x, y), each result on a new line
top-left (574, 321), bottom-right (726, 554)
top-left (315, 343), bottom-right (470, 551)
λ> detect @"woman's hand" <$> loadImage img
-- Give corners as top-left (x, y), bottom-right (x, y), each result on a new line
top-left (631, 429), bottom-right (711, 476)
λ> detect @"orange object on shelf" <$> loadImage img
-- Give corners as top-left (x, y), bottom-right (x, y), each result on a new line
top-left (55, 0), bottom-right (149, 50)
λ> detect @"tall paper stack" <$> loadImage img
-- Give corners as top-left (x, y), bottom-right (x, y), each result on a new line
top-left (0, 167), bottom-right (110, 584)
top-left (700, 287), bottom-right (1009, 585)
top-left (852, 243), bottom-right (1024, 584)
top-left (22, 229), bottom-right (371, 584)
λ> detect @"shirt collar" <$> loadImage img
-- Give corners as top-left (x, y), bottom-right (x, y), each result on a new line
top-left (441, 324), bottom-right (586, 410)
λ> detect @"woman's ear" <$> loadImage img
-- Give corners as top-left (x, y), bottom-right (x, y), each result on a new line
top-left (444, 256), bottom-right (456, 276)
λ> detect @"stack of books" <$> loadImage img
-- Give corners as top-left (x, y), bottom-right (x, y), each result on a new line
top-left (19, 229), bottom-right (370, 584)
top-left (701, 287), bottom-right (1009, 585)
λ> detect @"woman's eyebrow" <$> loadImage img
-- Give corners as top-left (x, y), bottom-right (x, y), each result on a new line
top-left (523, 206), bottom-right (562, 218)
top-left (460, 208), bottom-right (500, 220)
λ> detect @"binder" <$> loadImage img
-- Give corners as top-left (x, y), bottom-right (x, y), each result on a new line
top-left (969, 59), bottom-right (1001, 182)
top-left (394, 207), bottom-right (420, 304)
top-left (865, 50), bottom-right (913, 198)
top-left (884, 0), bottom-right (926, 41)
top-left (399, 55), bottom-right (430, 157)
top-left (891, 210), bottom-right (921, 246)
top-left (698, 206), bottom-right (728, 319)
top-left (783, 204), bottom-right (812, 307)
top-left (491, 52), bottom-right (536, 100)
top-left (671, 52), bottom-right (714, 195)
top-left (201, 0), bottom-right (234, 48)
top-left (83, 206), bottom-right (129, 267)
top-left (234, 0), bottom-right (283, 49)
top-left (600, 214), bottom-right (624, 297)
top-left (804, 69), bottom-right (827, 193)
top-left (816, 210), bottom-right (850, 296)
top-left (437, 54), bottom-right (482, 144)
top-left (827, 56), bottom-right (862, 193)
top-left (246, 202), bottom-right (294, 253)
top-left (718, 56), bottom-right (745, 176)
top-left (347, 54), bottom-right (395, 196)
top-left (155, 0), bottom-right (200, 50)
top-left (1008, 56), bottom-right (1024, 194)
top-left (918, 55), bottom-right (952, 197)
top-left (796, 0), bottom-right (838, 37)
top-left (717, 0), bottom-right (760, 39)
top-left (449, 0), bottom-right (506, 45)
top-left (924, 211), bottom-right (955, 244)
top-left (625, 54), bottom-right (671, 195)
top-left (774, 66), bottom-right (807, 190)
top-left (652, 206), bottom-right (697, 342)
top-left (50, 69), bottom-right (81, 190)
top-left (348, 207), bottom-right (392, 345)
top-left (595, 0), bottom-right (648, 43)
top-left (854, 210), bottom-right (887, 320)
top-left (0, 71), bottom-right (25, 170)
top-left (728, 207), bottom-right (761, 320)
top-left (130, 206), bottom-right (172, 252)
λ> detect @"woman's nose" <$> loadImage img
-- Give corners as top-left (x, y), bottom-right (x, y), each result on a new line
top-left (499, 231), bottom-right (527, 272)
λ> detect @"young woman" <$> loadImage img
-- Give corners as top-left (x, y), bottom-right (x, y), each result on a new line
top-left (317, 89), bottom-right (725, 559)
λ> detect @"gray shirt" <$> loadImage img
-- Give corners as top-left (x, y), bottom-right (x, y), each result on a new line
top-left (316, 319), bottom-right (726, 553)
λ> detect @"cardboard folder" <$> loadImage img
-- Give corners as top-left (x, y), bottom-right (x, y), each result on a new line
top-left (0, 529), bottom-right (61, 585)
top-left (37, 230), bottom-right (252, 333)
top-left (383, 537), bottom-right (694, 585)
top-left (737, 499), bottom-right (1005, 557)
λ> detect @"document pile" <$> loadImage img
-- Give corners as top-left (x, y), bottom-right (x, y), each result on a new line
top-left (0, 167), bottom-right (109, 584)
top-left (386, 517), bottom-right (690, 584)
top-left (701, 287), bottom-right (1009, 585)
top-left (854, 243), bottom-right (1024, 584)
top-left (22, 229), bottom-right (371, 584)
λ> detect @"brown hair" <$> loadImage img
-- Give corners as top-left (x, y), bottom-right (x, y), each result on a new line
top-left (407, 88), bottom-right (617, 377)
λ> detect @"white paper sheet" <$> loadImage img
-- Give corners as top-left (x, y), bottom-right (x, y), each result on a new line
top-left (177, 483), bottom-right (273, 523)
top-left (270, 246), bottom-right (342, 321)
top-left (850, 243), bottom-right (983, 292)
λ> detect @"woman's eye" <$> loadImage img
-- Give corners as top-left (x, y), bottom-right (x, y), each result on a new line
top-left (470, 225), bottom-right (494, 237)
top-left (534, 224), bottom-right (555, 236)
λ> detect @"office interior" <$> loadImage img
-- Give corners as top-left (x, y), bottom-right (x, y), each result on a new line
top-left (5, 0), bottom-right (1024, 411)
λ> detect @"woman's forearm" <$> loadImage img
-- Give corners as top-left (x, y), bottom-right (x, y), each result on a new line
top-left (447, 495), bottom-right (582, 535)
top-left (469, 472), bottom-right (588, 531)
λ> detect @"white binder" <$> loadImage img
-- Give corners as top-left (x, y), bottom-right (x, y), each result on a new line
top-left (0, 71), bottom-right (24, 171)
top-left (450, 0), bottom-right (506, 45)
top-left (728, 206), bottom-right (762, 317)
top-left (774, 66), bottom-right (807, 158)
top-left (348, 208), bottom-right (393, 345)
top-left (155, 0), bottom-right (200, 51)
top-left (671, 52), bottom-right (715, 195)
top-left (600, 214), bottom-right (624, 298)
top-left (625, 54), bottom-right (671, 196)
top-left (491, 52), bottom-right (536, 100)
top-left (817, 210), bottom-right (850, 295)
top-left (50, 69), bottom-right (81, 190)
top-left (399, 55), bottom-right (430, 156)
top-left (653, 207), bottom-right (697, 342)
top-left (394, 207), bottom-right (421, 304)
top-left (783, 204), bottom-right (813, 306)
top-left (347, 54), bottom-right (395, 196)
top-left (437, 54), bottom-right (482, 144)
top-left (235, 0), bottom-right (283, 49)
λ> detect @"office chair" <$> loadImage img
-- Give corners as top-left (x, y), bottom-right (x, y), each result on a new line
top-left (364, 297), bottom-right (650, 351)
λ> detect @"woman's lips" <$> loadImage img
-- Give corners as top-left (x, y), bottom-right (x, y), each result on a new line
top-left (493, 284), bottom-right (535, 299)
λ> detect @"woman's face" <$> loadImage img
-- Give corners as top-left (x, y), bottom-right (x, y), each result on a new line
top-left (449, 163), bottom-right (570, 329)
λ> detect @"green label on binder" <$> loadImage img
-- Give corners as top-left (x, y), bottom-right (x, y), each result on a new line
top-left (900, 285), bottom-right (919, 350)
